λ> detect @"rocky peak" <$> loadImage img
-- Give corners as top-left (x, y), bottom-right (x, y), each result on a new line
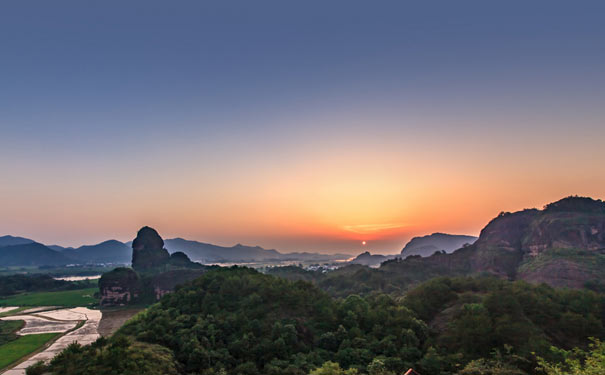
top-left (131, 226), bottom-right (170, 271)
top-left (133, 226), bottom-right (165, 251)
top-left (474, 209), bottom-right (539, 252)
top-left (543, 196), bottom-right (605, 214)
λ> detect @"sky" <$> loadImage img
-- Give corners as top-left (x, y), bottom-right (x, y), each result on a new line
top-left (1, 1), bottom-right (605, 254)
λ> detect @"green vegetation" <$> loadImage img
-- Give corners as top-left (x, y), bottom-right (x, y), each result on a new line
top-left (403, 276), bottom-right (604, 368)
top-left (0, 287), bottom-right (98, 307)
top-left (268, 257), bottom-right (471, 298)
top-left (40, 267), bottom-right (429, 374)
top-left (32, 268), bottom-right (605, 375)
top-left (0, 320), bottom-right (24, 345)
top-left (0, 307), bottom-right (28, 317)
top-left (517, 247), bottom-right (605, 275)
top-left (0, 274), bottom-right (97, 297)
top-left (537, 339), bottom-right (605, 375)
top-left (27, 339), bottom-right (179, 375)
top-left (309, 361), bottom-right (359, 375)
top-left (0, 333), bottom-right (59, 369)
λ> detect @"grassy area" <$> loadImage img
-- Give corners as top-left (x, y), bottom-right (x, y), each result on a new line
top-left (0, 287), bottom-right (98, 307)
top-left (0, 332), bottom-right (59, 369)
top-left (0, 320), bottom-right (24, 345)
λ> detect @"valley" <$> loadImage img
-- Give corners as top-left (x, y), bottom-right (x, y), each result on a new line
top-left (0, 196), bottom-right (603, 374)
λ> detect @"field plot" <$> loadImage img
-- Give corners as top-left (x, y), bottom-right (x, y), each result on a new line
top-left (0, 308), bottom-right (18, 315)
top-left (0, 288), bottom-right (97, 307)
top-left (1, 315), bottom-right (78, 335)
top-left (0, 333), bottom-right (58, 370)
top-left (0, 307), bottom-right (102, 375)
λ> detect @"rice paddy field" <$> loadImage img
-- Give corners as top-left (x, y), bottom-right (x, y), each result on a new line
top-left (0, 288), bottom-right (98, 308)
top-left (0, 332), bottom-right (59, 369)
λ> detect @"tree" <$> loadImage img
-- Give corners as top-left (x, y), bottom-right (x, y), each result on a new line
top-left (457, 347), bottom-right (527, 375)
top-left (309, 361), bottom-right (358, 375)
top-left (367, 358), bottom-right (395, 375)
top-left (537, 339), bottom-right (605, 375)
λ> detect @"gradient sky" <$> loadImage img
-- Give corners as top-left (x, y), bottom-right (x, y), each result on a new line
top-left (1, 1), bottom-right (605, 254)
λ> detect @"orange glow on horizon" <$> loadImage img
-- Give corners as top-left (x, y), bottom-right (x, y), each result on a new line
top-left (2, 117), bottom-right (604, 254)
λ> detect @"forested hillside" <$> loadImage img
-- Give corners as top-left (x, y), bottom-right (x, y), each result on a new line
top-left (35, 267), bottom-right (604, 375)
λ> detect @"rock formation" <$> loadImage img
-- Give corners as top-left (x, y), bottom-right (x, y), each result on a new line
top-left (99, 226), bottom-right (207, 306)
top-left (98, 267), bottom-right (140, 306)
top-left (132, 226), bottom-right (171, 271)
top-left (382, 196), bottom-right (605, 289)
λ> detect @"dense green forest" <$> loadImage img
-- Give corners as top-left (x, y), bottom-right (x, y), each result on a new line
top-left (32, 267), bottom-right (604, 375)
top-left (266, 264), bottom-right (416, 297)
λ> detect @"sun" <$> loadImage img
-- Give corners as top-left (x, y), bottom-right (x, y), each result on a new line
top-left (362, 241), bottom-right (366, 245)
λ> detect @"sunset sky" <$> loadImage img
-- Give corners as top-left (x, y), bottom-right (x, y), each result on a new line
top-left (1, 1), bottom-right (605, 254)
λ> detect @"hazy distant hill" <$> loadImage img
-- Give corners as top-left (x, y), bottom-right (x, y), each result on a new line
top-left (164, 238), bottom-right (281, 263)
top-left (347, 233), bottom-right (477, 267)
top-left (47, 244), bottom-right (71, 252)
top-left (0, 239), bottom-right (131, 266)
top-left (400, 233), bottom-right (477, 257)
top-left (349, 251), bottom-right (394, 266)
top-left (0, 242), bottom-right (72, 266)
top-left (0, 235), bottom-right (34, 247)
top-left (164, 238), bottom-right (347, 263)
top-left (0, 235), bottom-right (347, 267)
top-left (62, 240), bottom-right (132, 264)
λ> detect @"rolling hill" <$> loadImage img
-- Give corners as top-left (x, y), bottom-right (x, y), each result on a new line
top-left (164, 238), bottom-right (347, 263)
top-left (0, 236), bottom-right (347, 267)
top-left (61, 240), bottom-right (132, 264)
top-left (0, 243), bottom-right (72, 266)
top-left (400, 233), bottom-right (477, 257)
top-left (0, 235), bottom-right (34, 247)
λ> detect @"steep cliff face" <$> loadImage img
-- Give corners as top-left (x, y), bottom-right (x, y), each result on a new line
top-left (522, 201), bottom-right (605, 255)
top-left (468, 197), bottom-right (605, 286)
top-left (99, 267), bottom-right (140, 306)
top-left (465, 209), bottom-right (539, 278)
top-left (381, 196), bottom-right (605, 289)
top-left (515, 197), bottom-right (605, 288)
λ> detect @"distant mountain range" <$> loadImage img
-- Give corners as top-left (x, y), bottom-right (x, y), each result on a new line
top-left (348, 251), bottom-right (393, 267)
top-left (349, 233), bottom-right (478, 267)
top-left (0, 235), bottom-right (36, 247)
top-left (60, 240), bottom-right (132, 263)
top-left (0, 242), bottom-right (72, 266)
top-left (0, 235), bottom-right (349, 267)
top-left (164, 238), bottom-right (348, 263)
